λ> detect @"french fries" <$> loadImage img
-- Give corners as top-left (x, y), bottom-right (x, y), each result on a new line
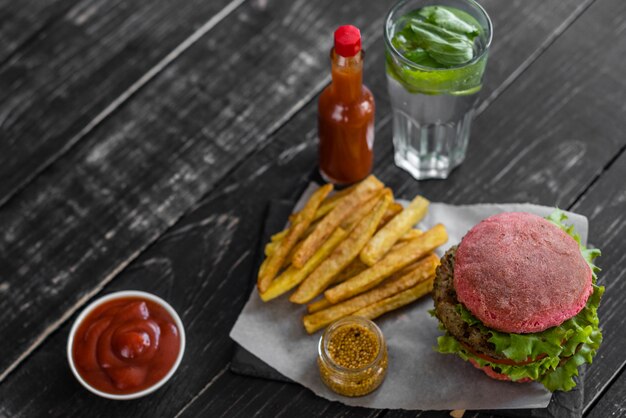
top-left (264, 240), bottom-right (278, 257)
top-left (290, 184), bottom-right (357, 224)
top-left (257, 184), bottom-right (333, 292)
top-left (260, 227), bottom-right (348, 302)
top-left (352, 276), bottom-right (435, 320)
top-left (312, 184), bottom-right (356, 221)
top-left (340, 189), bottom-right (386, 231)
top-left (331, 258), bottom-right (369, 285)
top-left (379, 202), bottom-right (404, 227)
top-left (307, 297), bottom-right (332, 314)
top-left (303, 254), bottom-right (439, 333)
top-left (271, 229), bottom-right (288, 242)
top-left (399, 229), bottom-right (423, 241)
top-left (324, 224), bottom-right (448, 303)
top-left (289, 192), bottom-right (391, 304)
top-left (255, 175), bottom-right (449, 335)
top-left (361, 195), bottom-right (429, 266)
top-left (292, 175), bottom-right (384, 268)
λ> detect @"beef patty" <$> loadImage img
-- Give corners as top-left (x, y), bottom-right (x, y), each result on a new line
top-left (433, 246), bottom-right (505, 360)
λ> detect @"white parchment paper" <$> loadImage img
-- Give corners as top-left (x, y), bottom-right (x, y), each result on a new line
top-left (230, 186), bottom-right (588, 410)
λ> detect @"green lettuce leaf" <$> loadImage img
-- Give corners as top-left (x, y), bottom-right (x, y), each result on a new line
top-left (434, 210), bottom-right (604, 392)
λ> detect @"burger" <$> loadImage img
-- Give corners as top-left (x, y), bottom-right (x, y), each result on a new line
top-left (432, 210), bottom-right (603, 391)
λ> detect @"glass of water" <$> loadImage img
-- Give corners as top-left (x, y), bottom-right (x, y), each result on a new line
top-left (384, 0), bottom-right (492, 179)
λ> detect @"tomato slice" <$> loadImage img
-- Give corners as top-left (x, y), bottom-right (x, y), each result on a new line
top-left (461, 342), bottom-right (546, 366)
top-left (469, 359), bottom-right (533, 383)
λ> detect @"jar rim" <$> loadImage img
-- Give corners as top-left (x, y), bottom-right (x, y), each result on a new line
top-left (318, 316), bottom-right (386, 374)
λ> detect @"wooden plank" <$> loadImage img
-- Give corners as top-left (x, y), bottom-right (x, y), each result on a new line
top-left (0, 0), bottom-right (394, 384)
top-left (0, 1), bottom-right (602, 415)
top-left (571, 151), bottom-right (626, 411)
top-left (176, 371), bottom-right (384, 418)
top-left (0, 0), bottom-right (76, 63)
top-left (587, 367), bottom-right (626, 418)
top-left (0, 0), bottom-right (245, 206)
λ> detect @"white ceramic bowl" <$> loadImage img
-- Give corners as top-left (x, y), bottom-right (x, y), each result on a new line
top-left (67, 290), bottom-right (186, 400)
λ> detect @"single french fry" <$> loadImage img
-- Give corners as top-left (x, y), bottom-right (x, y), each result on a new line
top-left (352, 275), bottom-right (435, 320)
top-left (290, 192), bottom-right (391, 304)
top-left (260, 227), bottom-right (348, 302)
top-left (265, 240), bottom-right (279, 257)
top-left (292, 175), bottom-right (384, 268)
top-left (258, 184), bottom-right (333, 292)
top-left (399, 229), bottom-right (423, 241)
top-left (324, 224), bottom-right (447, 303)
top-left (385, 231), bottom-right (424, 254)
top-left (361, 196), bottom-right (430, 266)
top-left (271, 229), bottom-right (288, 242)
top-left (379, 202), bottom-right (403, 227)
top-left (307, 297), bottom-right (333, 314)
top-left (389, 256), bottom-right (430, 279)
top-left (303, 254), bottom-right (439, 333)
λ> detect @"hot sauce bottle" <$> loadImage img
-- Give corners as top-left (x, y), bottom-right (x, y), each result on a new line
top-left (318, 25), bottom-right (375, 184)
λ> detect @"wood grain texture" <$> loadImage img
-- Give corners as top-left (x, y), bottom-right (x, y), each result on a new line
top-left (0, 0), bottom-right (76, 63)
top-left (1, 1), bottom-right (624, 418)
top-left (177, 371), bottom-right (383, 418)
top-left (0, 0), bottom-right (601, 416)
top-left (0, 0), bottom-right (392, 384)
top-left (587, 367), bottom-right (626, 418)
top-left (0, 0), bottom-right (243, 206)
top-left (571, 151), bottom-right (626, 412)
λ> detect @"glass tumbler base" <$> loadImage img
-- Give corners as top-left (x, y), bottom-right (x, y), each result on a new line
top-left (394, 153), bottom-right (452, 180)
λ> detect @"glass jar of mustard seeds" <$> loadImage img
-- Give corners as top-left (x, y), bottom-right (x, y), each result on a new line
top-left (317, 316), bottom-right (388, 397)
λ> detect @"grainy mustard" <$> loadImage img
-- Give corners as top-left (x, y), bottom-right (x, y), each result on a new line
top-left (317, 316), bottom-right (387, 397)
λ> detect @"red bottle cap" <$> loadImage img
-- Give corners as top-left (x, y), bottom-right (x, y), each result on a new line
top-left (334, 25), bottom-right (361, 57)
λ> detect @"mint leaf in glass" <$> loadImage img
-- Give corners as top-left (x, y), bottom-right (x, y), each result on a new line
top-left (418, 5), bottom-right (480, 37)
top-left (409, 21), bottom-right (474, 66)
top-left (391, 5), bottom-right (481, 68)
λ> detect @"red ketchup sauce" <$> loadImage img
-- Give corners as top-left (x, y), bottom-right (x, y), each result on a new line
top-left (72, 297), bottom-right (180, 394)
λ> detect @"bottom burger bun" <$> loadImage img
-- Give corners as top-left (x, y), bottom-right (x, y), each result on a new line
top-left (432, 210), bottom-right (604, 392)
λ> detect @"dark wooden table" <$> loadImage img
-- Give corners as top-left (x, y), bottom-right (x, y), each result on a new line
top-left (0, 0), bottom-right (624, 416)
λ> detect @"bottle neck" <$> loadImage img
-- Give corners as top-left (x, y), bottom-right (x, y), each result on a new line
top-left (330, 49), bottom-right (363, 102)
